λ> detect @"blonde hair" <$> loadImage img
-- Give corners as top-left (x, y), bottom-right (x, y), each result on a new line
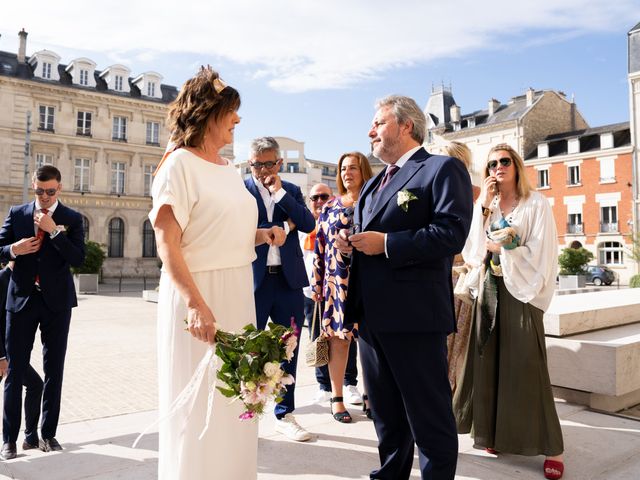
top-left (336, 151), bottom-right (373, 195)
top-left (484, 143), bottom-right (532, 199)
top-left (445, 141), bottom-right (472, 170)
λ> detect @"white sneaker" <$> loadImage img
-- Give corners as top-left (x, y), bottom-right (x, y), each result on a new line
top-left (312, 389), bottom-right (331, 404)
top-left (275, 414), bottom-right (312, 442)
top-left (344, 385), bottom-right (363, 405)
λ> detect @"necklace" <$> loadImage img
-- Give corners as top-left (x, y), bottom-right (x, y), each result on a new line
top-left (495, 194), bottom-right (519, 224)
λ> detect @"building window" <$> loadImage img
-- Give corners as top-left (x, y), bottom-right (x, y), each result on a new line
top-left (79, 69), bottom-right (89, 86)
top-left (108, 217), bottom-right (125, 257)
top-left (35, 153), bottom-right (53, 168)
top-left (537, 169), bottom-right (549, 188)
top-left (112, 116), bottom-right (127, 141)
top-left (144, 164), bottom-right (156, 196)
top-left (111, 162), bottom-right (126, 194)
top-left (81, 215), bottom-right (90, 241)
top-left (599, 157), bottom-right (616, 183)
top-left (598, 241), bottom-right (623, 265)
top-left (146, 122), bottom-right (160, 145)
top-left (114, 75), bottom-right (124, 91)
top-left (287, 162), bottom-right (299, 173)
top-left (567, 165), bottom-right (581, 185)
top-left (77, 111), bottom-right (92, 136)
top-left (600, 206), bottom-right (618, 233)
top-left (142, 220), bottom-right (157, 257)
top-left (39, 105), bottom-right (55, 131)
top-left (147, 82), bottom-right (156, 97)
top-left (74, 158), bottom-right (91, 192)
top-left (42, 62), bottom-right (51, 79)
top-left (567, 213), bottom-right (583, 234)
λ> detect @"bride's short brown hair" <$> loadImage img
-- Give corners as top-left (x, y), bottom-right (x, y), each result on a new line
top-left (167, 66), bottom-right (240, 148)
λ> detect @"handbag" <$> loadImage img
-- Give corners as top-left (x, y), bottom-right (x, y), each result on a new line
top-left (305, 301), bottom-right (329, 368)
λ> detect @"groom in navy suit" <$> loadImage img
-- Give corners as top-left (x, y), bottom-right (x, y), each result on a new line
top-left (0, 165), bottom-right (85, 459)
top-left (339, 96), bottom-right (473, 479)
top-left (245, 137), bottom-right (315, 442)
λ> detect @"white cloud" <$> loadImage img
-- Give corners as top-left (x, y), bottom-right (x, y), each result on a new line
top-left (1, 0), bottom-right (636, 92)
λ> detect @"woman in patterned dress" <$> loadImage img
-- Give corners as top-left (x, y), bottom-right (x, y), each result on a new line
top-left (313, 151), bottom-right (373, 423)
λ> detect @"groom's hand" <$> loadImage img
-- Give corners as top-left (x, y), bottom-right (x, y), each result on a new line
top-left (349, 231), bottom-right (385, 255)
top-left (0, 359), bottom-right (7, 377)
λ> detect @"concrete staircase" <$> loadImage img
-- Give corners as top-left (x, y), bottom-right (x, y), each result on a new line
top-left (544, 289), bottom-right (640, 412)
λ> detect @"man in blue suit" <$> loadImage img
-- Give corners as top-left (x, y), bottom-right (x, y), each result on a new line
top-left (244, 137), bottom-right (315, 442)
top-left (0, 165), bottom-right (85, 459)
top-left (339, 96), bottom-right (473, 479)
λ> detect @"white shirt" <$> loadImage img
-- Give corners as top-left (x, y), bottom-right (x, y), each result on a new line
top-left (251, 176), bottom-right (290, 266)
top-left (462, 191), bottom-right (558, 311)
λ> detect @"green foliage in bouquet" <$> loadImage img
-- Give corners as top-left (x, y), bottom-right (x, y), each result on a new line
top-left (558, 247), bottom-right (594, 275)
top-left (214, 322), bottom-right (297, 420)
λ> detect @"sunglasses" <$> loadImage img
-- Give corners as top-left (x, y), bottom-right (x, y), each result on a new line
top-left (35, 188), bottom-right (58, 196)
top-left (487, 157), bottom-right (512, 170)
top-left (250, 160), bottom-right (280, 170)
top-left (309, 193), bottom-right (330, 202)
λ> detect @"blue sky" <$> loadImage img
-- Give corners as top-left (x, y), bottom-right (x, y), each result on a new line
top-left (1, 1), bottom-right (638, 162)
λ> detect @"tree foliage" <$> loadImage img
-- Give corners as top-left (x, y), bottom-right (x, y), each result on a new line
top-left (558, 247), bottom-right (594, 275)
top-left (71, 240), bottom-right (106, 275)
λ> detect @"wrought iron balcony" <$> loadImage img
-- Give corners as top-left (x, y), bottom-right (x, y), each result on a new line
top-left (566, 223), bottom-right (584, 234)
top-left (600, 222), bottom-right (618, 233)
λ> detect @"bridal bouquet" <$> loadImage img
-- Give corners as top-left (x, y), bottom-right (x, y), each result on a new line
top-left (214, 321), bottom-right (298, 420)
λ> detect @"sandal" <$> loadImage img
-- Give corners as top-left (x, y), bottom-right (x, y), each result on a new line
top-left (362, 394), bottom-right (373, 420)
top-left (544, 459), bottom-right (564, 480)
top-left (330, 397), bottom-right (352, 423)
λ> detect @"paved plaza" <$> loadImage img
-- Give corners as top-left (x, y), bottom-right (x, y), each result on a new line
top-left (0, 292), bottom-right (638, 479)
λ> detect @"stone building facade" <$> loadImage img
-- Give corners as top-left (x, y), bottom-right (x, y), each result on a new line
top-left (0, 30), bottom-right (198, 277)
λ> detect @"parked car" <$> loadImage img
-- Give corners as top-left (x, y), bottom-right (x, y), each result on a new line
top-left (586, 265), bottom-right (616, 286)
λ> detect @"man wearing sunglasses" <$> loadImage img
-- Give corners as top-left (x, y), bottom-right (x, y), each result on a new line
top-left (244, 137), bottom-right (315, 442)
top-left (0, 165), bottom-right (85, 459)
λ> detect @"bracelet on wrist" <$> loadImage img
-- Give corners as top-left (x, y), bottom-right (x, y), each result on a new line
top-left (481, 206), bottom-right (491, 217)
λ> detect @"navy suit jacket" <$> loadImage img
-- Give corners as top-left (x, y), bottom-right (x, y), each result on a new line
top-left (0, 201), bottom-right (85, 313)
top-left (0, 266), bottom-right (10, 358)
top-left (244, 178), bottom-right (315, 291)
top-left (345, 147), bottom-right (473, 333)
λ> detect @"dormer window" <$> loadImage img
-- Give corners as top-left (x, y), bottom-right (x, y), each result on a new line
top-left (100, 64), bottom-right (131, 93)
top-left (28, 50), bottom-right (61, 82)
top-left (133, 71), bottom-right (163, 99)
top-left (66, 58), bottom-right (97, 87)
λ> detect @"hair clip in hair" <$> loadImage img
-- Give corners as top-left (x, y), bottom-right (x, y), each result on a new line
top-left (213, 78), bottom-right (227, 94)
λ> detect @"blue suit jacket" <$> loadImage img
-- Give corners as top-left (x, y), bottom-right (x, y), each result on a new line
top-left (345, 147), bottom-right (473, 333)
top-left (244, 178), bottom-right (315, 291)
top-left (0, 201), bottom-right (85, 313)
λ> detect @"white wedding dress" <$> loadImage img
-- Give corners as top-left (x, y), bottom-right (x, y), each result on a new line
top-left (150, 149), bottom-right (259, 480)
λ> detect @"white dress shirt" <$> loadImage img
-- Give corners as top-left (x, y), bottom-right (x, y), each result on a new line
top-left (252, 177), bottom-right (290, 266)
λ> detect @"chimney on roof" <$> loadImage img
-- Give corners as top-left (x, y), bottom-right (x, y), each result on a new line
top-left (17, 28), bottom-right (28, 63)
top-left (525, 87), bottom-right (534, 107)
top-left (488, 98), bottom-right (500, 116)
top-left (450, 104), bottom-right (461, 123)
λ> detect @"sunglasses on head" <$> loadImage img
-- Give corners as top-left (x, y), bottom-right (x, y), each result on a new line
top-left (250, 160), bottom-right (280, 170)
top-left (309, 193), bottom-right (330, 202)
top-left (35, 188), bottom-right (58, 196)
top-left (487, 157), bottom-right (512, 170)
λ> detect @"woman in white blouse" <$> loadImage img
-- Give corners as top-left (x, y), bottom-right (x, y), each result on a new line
top-left (452, 144), bottom-right (565, 480)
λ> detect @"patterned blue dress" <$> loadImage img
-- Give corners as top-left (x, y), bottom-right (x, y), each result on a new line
top-left (312, 197), bottom-right (356, 339)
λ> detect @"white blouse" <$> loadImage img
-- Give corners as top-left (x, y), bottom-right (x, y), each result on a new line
top-left (462, 191), bottom-right (558, 312)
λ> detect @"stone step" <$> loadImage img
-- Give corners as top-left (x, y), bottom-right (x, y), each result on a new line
top-left (544, 288), bottom-right (640, 336)
top-left (547, 322), bottom-right (640, 411)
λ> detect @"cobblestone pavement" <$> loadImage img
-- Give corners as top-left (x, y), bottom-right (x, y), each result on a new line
top-left (0, 294), bottom-right (159, 424)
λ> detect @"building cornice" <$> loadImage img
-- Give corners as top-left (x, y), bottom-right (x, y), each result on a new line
top-left (525, 145), bottom-right (633, 167)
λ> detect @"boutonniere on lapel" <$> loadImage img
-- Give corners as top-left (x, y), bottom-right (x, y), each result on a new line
top-left (55, 225), bottom-right (69, 235)
top-left (397, 189), bottom-right (418, 212)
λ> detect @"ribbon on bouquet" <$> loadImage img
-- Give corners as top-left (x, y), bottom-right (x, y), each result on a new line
top-left (132, 347), bottom-right (219, 448)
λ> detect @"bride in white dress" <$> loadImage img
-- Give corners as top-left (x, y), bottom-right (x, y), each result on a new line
top-left (149, 67), bottom-right (285, 480)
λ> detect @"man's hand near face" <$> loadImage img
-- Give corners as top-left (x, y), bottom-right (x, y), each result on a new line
top-left (262, 173), bottom-right (282, 194)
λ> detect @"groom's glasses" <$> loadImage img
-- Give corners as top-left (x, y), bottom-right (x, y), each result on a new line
top-left (35, 187), bottom-right (58, 196)
top-left (309, 194), bottom-right (330, 202)
top-left (487, 157), bottom-right (512, 170)
top-left (250, 160), bottom-right (280, 170)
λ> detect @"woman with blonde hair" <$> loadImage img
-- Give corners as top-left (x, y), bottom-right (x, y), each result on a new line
top-left (313, 151), bottom-right (373, 422)
top-left (444, 141), bottom-right (480, 393)
top-left (150, 66), bottom-right (282, 479)
top-left (453, 143), bottom-right (564, 479)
